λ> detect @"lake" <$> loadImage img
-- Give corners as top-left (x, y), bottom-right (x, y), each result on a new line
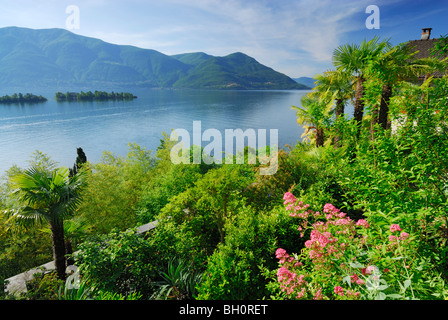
top-left (0, 88), bottom-right (310, 175)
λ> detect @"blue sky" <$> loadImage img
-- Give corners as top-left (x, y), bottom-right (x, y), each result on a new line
top-left (0, 0), bottom-right (447, 78)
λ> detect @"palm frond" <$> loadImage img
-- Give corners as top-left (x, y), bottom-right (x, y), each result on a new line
top-left (7, 165), bottom-right (86, 227)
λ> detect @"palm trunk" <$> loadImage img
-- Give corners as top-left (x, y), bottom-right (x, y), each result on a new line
top-left (379, 84), bottom-right (392, 130)
top-left (315, 127), bottom-right (324, 148)
top-left (370, 102), bottom-right (379, 140)
top-left (50, 219), bottom-right (66, 280)
top-left (334, 98), bottom-right (344, 148)
top-left (65, 239), bottom-right (74, 266)
top-left (354, 76), bottom-right (366, 139)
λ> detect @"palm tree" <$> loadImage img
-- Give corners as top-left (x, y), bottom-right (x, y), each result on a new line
top-left (332, 36), bottom-right (389, 138)
top-left (313, 69), bottom-right (353, 147)
top-left (368, 42), bottom-right (423, 132)
top-left (8, 166), bottom-right (85, 280)
top-left (293, 92), bottom-right (334, 147)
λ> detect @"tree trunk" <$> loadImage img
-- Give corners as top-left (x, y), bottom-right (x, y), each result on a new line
top-left (50, 219), bottom-right (67, 280)
top-left (370, 103), bottom-right (379, 140)
top-left (65, 239), bottom-right (74, 266)
top-left (315, 127), bottom-right (324, 148)
top-left (379, 84), bottom-right (392, 130)
top-left (334, 98), bottom-right (344, 148)
top-left (354, 76), bottom-right (366, 139)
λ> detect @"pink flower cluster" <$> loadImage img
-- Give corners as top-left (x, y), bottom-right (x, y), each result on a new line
top-left (305, 229), bottom-right (340, 263)
top-left (276, 194), bottom-right (375, 299)
top-left (388, 224), bottom-right (409, 243)
top-left (350, 273), bottom-right (365, 285)
top-left (276, 193), bottom-right (416, 300)
top-left (276, 248), bottom-right (308, 298)
top-left (283, 192), bottom-right (311, 220)
top-left (333, 286), bottom-right (360, 299)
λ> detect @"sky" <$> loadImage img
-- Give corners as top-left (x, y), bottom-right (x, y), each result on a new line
top-left (0, 0), bottom-right (447, 78)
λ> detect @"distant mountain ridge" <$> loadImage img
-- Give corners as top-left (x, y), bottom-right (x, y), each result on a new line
top-left (292, 77), bottom-right (315, 89)
top-left (0, 26), bottom-right (307, 90)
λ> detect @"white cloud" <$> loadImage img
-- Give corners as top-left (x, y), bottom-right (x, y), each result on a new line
top-left (148, 0), bottom-right (376, 75)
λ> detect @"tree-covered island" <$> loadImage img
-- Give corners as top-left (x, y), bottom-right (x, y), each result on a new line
top-left (55, 90), bottom-right (137, 102)
top-left (0, 93), bottom-right (47, 104)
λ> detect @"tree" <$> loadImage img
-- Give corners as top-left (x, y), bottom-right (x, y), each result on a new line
top-left (69, 147), bottom-right (87, 177)
top-left (332, 36), bottom-right (389, 138)
top-left (7, 166), bottom-right (85, 280)
top-left (365, 42), bottom-right (424, 134)
top-left (293, 92), bottom-right (333, 148)
top-left (430, 34), bottom-right (448, 59)
top-left (313, 69), bottom-right (353, 147)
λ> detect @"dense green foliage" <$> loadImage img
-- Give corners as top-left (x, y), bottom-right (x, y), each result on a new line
top-left (0, 27), bottom-right (305, 89)
top-left (55, 90), bottom-right (136, 102)
top-left (1, 36), bottom-right (447, 301)
top-left (0, 93), bottom-right (47, 104)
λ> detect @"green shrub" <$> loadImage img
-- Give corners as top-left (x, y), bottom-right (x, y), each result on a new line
top-left (74, 229), bottom-right (158, 299)
top-left (197, 205), bottom-right (304, 299)
top-left (24, 271), bottom-right (64, 300)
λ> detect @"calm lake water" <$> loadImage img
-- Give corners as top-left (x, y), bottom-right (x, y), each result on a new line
top-left (0, 88), bottom-right (310, 175)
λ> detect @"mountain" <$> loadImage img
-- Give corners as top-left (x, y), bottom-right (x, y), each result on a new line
top-left (0, 26), bottom-right (306, 90)
top-left (293, 77), bottom-right (315, 89)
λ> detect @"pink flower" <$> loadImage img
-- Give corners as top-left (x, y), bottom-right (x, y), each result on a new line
top-left (350, 274), bottom-right (365, 285)
top-left (389, 235), bottom-right (398, 242)
top-left (313, 288), bottom-right (323, 300)
top-left (304, 240), bottom-right (313, 248)
top-left (364, 265), bottom-right (378, 275)
top-left (400, 232), bottom-right (409, 240)
top-left (275, 248), bottom-right (290, 264)
top-left (296, 287), bottom-right (306, 299)
top-left (297, 274), bottom-right (306, 285)
top-left (283, 192), bottom-right (297, 205)
top-left (356, 219), bottom-right (370, 228)
top-left (277, 267), bottom-right (293, 283)
top-left (334, 286), bottom-right (344, 296)
top-left (323, 203), bottom-right (340, 214)
top-left (390, 224), bottom-right (402, 232)
top-left (350, 274), bottom-right (359, 283)
top-left (275, 248), bottom-right (287, 259)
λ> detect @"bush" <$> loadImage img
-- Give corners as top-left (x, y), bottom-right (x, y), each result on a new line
top-left (77, 143), bottom-right (156, 234)
top-left (197, 205), bottom-right (304, 299)
top-left (23, 271), bottom-right (64, 300)
top-left (74, 229), bottom-right (158, 299)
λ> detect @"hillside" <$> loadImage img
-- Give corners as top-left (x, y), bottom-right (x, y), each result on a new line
top-left (171, 52), bottom-right (304, 89)
top-left (0, 26), bottom-right (306, 90)
top-left (292, 77), bottom-right (315, 88)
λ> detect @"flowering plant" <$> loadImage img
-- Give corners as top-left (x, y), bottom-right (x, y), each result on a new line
top-left (268, 192), bottom-right (421, 300)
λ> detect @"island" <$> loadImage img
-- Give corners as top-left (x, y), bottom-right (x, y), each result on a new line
top-left (0, 93), bottom-right (47, 104)
top-left (55, 91), bottom-right (137, 102)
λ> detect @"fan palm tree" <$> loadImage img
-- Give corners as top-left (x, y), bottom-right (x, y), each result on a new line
top-left (8, 166), bottom-right (85, 280)
top-left (313, 69), bottom-right (353, 147)
top-left (332, 36), bottom-right (389, 138)
top-left (367, 42), bottom-right (422, 132)
top-left (293, 92), bottom-right (334, 147)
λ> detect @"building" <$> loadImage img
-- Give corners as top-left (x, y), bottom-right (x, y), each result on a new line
top-left (406, 28), bottom-right (447, 80)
